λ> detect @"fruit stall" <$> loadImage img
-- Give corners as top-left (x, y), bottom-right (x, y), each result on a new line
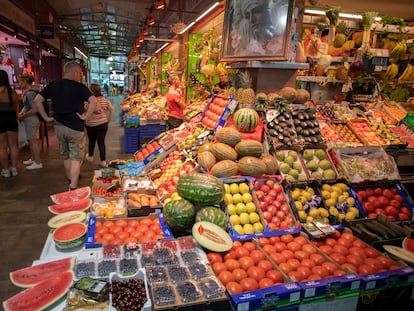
top-left (4, 3), bottom-right (414, 311)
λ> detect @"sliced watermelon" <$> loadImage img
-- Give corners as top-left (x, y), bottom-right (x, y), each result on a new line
top-left (10, 257), bottom-right (75, 288)
top-left (52, 222), bottom-right (87, 250)
top-left (48, 198), bottom-right (92, 215)
top-left (50, 186), bottom-right (91, 204)
top-left (402, 237), bottom-right (414, 253)
top-left (3, 271), bottom-right (73, 311)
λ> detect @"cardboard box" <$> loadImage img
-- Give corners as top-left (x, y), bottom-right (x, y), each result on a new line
top-left (200, 95), bottom-right (238, 131)
top-left (299, 292), bottom-right (359, 311)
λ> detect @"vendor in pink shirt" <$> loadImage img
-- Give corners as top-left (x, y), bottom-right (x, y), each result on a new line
top-left (166, 75), bottom-right (186, 129)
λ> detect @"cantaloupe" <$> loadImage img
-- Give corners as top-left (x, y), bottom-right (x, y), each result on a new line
top-left (192, 221), bottom-right (233, 252)
top-left (295, 89), bottom-right (310, 104)
top-left (280, 87), bottom-right (297, 104)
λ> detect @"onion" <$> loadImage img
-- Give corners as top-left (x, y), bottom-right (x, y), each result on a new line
top-left (350, 60), bottom-right (363, 73)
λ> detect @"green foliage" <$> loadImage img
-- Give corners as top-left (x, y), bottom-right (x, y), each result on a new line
top-left (381, 84), bottom-right (410, 102)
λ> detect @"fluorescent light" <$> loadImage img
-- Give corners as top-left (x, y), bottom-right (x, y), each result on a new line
top-left (196, 2), bottom-right (220, 22)
top-left (179, 21), bottom-right (195, 34)
top-left (339, 13), bottom-right (362, 20)
top-left (304, 9), bottom-right (325, 16)
top-left (304, 9), bottom-right (382, 21)
top-left (107, 56), bottom-right (113, 61)
top-left (154, 43), bottom-right (169, 55)
top-left (74, 47), bottom-right (88, 59)
top-left (144, 57), bottom-right (151, 63)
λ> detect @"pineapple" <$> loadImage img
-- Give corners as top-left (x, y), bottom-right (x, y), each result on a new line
top-left (237, 71), bottom-right (255, 106)
top-left (334, 21), bottom-right (348, 48)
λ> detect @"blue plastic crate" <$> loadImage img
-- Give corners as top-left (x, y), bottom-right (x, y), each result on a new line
top-left (124, 126), bottom-right (140, 153)
top-left (139, 124), bottom-right (166, 139)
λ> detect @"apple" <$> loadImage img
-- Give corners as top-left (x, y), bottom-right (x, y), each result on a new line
top-left (373, 188), bottom-right (383, 196)
top-left (363, 202), bottom-right (375, 213)
top-left (267, 206), bottom-right (277, 216)
top-left (255, 190), bottom-right (265, 200)
top-left (263, 195), bottom-right (273, 204)
top-left (260, 201), bottom-right (269, 211)
top-left (367, 213), bottom-right (378, 218)
top-left (285, 215), bottom-right (295, 225)
top-left (384, 205), bottom-right (398, 217)
top-left (265, 179), bottom-right (275, 188)
top-left (389, 199), bottom-right (401, 209)
top-left (276, 211), bottom-right (285, 220)
top-left (279, 222), bottom-right (289, 230)
top-left (280, 204), bottom-right (291, 213)
top-left (271, 216), bottom-right (281, 227)
top-left (276, 193), bottom-right (286, 203)
top-left (375, 208), bottom-right (386, 216)
top-left (268, 189), bottom-right (277, 198)
top-left (383, 189), bottom-right (394, 200)
top-left (261, 185), bottom-right (270, 193)
top-left (263, 211), bottom-right (272, 222)
top-left (267, 222), bottom-right (278, 231)
top-left (273, 184), bottom-right (283, 193)
top-left (272, 201), bottom-right (281, 209)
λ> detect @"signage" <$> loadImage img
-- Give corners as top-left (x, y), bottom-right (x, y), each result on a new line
top-left (40, 23), bottom-right (55, 39)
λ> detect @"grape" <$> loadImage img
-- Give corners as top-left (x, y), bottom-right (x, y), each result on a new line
top-left (111, 278), bottom-right (147, 311)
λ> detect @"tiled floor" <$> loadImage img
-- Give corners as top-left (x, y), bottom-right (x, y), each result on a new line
top-left (0, 95), bottom-right (131, 303)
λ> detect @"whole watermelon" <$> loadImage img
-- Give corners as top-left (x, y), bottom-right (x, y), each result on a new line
top-left (195, 206), bottom-right (227, 229)
top-left (163, 199), bottom-right (196, 232)
top-left (177, 173), bottom-right (225, 205)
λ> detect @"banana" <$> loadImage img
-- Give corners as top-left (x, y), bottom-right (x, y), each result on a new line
top-left (390, 42), bottom-right (407, 60)
top-left (383, 63), bottom-right (399, 80)
top-left (408, 64), bottom-right (414, 81)
top-left (398, 64), bottom-right (413, 82)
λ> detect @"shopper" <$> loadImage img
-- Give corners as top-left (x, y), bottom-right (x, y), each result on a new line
top-left (0, 70), bottom-right (20, 178)
top-left (17, 73), bottom-right (42, 170)
top-left (34, 61), bottom-right (97, 190)
top-left (166, 74), bottom-right (186, 129)
top-left (213, 72), bottom-right (231, 93)
top-left (85, 83), bottom-right (115, 168)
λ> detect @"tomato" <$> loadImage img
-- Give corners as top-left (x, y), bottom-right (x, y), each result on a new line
top-left (297, 266), bottom-right (312, 279)
top-left (310, 253), bottom-right (325, 265)
top-left (337, 238), bottom-right (353, 248)
top-left (224, 259), bottom-right (241, 271)
top-left (136, 224), bottom-right (149, 233)
top-left (112, 238), bottom-right (123, 245)
top-left (349, 247), bottom-right (366, 259)
top-left (266, 269), bottom-right (283, 284)
top-left (278, 262), bottom-right (292, 274)
top-left (258, 237), bottom-right (270, 247)
top-left (232, 268), bottom-right (248, 282)
top-left (226, 281), bottom-right (243, 294)
top-left (319, 245), bottom-right (333, 255)
top-left (239, 256), bottom-right (255, 270)
top-left (312, 265), bottom-right (329, 278)
top-left (123, 237), bottom-right (137, 244)
top-left (294, 250), bottom-right (309, 261)
top-left (149, 223), bottom-right (161, 233)
top-left (364, 247), bottom-right (380, 259)
top-left (243, 242), bottom-right (256, 252)
top-left (218, 271), bottom-right (235, 285)
top-left (330, 252), bottom-right (347, 265)
top-left (102, 233), bottom-right (115, 244)
top-left (95, 221), bottom-right (102, 228)
top-left (259, 278), bottom-right (274, 289)
top-left (268, 236), bottom-right (280, 244)
top-left (129, 230), bottom-right (142, 240)
top-left (376, 255), bottom-right (395, 269)
top-left (128, 219), bottom-right (140, 228)
top-left (287, 258), bottom-right (301, 271)
top-left (207, 252), bottom-right (223, 264)
top-left (352, 239), bottom-right (367, 249)
top-left (364, 258), bottom-right (381, 272)
top-left (280, 250), bottom-right (294, 261)
top-left (94, 233), bottom-right (101, 241)
top-left (288, 270), bottom-right (304, 281)
top-left (240, 277), bottom-right (259, 291)
top-left (294, 236), bottom-right (308, 247)
top-left (274, 242), bottom-right (288, 252)
top-left (247, 266), bottom-right (266, 281)
top-left (262, 244), bottom-right (276, 254)
top-left (234, 246), bottom-right (250, 259)
top-left (301, 258), bottom-right (316, 269)
top-left (325, 238), bottom-right (337, 247)
top-left (287, 241), bottom-right (301, 252)
top-left (223, 250), bottom-right (237, 261)
top-left (103, 220), bottom-right (115, 228)
top-left (270, 253), bottom-right (286, 264)
top-left (250, 250), bottom-right (266, 264)
top-left (341, 232), bottom-right (356, 242)
top-left (232, 241), bottom-right (242, 249)
top-left (321, 262), bottom-right (337, 275)
top-left (332, 244), bottom-right (349, 256)
top-left (115, 219), bottom-right (128, 228)
top-left (333, 269), bottom-right (347, 276)
top-left (139, 235), bottom-right (153, 243)
top-left (302, 244), bottom-right (317, 255)
top-left (358, 264), bottom-right (376, 275)
top-left (140, 217), bottom-right (153, 226)
top-left (124, 225), bottom-right (136, 234)
top-left (346, 254), bottom-right (364, 267)
top-left (109, 225), bottom-right (123, 235)
top-left (257, 260), bottom-right (274, 272)
top-left (96, 226), bottom-right (108, 235)
top-left (280, 234), bottom-right (294, 244)
top-left (307, 274), bottom-right (321, 280)
top-left (341, 263), bottom-right (357, 272)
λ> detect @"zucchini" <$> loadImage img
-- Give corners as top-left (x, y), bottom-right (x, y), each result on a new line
top-left (362, 221), bottom-right (391, 239)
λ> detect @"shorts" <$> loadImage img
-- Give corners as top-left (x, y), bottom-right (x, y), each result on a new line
top-left (23, 115), bottom-right (40, 140)
top-left (0, 111), bottom-right (18, 133)
top-left (54, 122), bottom-right (85, 161)
top-left (167, 116), bottom-right (183, 130)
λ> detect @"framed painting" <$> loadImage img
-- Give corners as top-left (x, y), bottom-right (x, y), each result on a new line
top-left (220, 0), bottom-right (295, 62)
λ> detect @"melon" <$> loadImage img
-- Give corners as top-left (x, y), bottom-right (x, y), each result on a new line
top-left (192, 221), bottom-right (233, 252)
top-left (233, 108), bottom-right (259, 133)
top-left (50, 186), bottom-right (91, 204)
top-left (260, 153), bottom-right (279, 175)
top-left (211, 143), bottom-right (238, 161)
top-left (210, 160), bottom-right (239, 178)
top-left (280, 87), bottom-right (297, 104)
top-left (3, 271), bottom-right (73, 311)
top-left (197, 151), bottom-right (216, 170)
top-left (10, 257), bottom-right (75, 288)
top-left (295, 89), bottom-right (311, 104)
top-left (238, 156), bottom-right (268, 177)
top-left (52, 222), bottom-right (87, 250)
top-left (402, 237), bottom-right (414, 253)
top-left (235, 139), bottom-right (264, 158)
top-left (48, 211), bottom-right (87, 229)
top-left (215, 127), bottom-right (242, 146)
top-left (163, 199), bottom-right (196, 232)
top-left (198, 142), bottom-right (214, 153)
top-left (195, 206), bottom-right (227, 229)
top-left (48, 198), bottom-right (92, 215)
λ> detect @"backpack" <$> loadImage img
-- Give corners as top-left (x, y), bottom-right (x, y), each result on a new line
top-left (27, 89), bottom-right (49, 122)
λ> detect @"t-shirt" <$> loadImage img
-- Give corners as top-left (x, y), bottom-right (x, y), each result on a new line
top-left (85, 96), bottom-right (112, 127)
top-left (23, 89), bottom-right (38, 112)
top-left (40, 79), bottom-right (92, 131)
top-left (166, 88), bottom-right (184, 120)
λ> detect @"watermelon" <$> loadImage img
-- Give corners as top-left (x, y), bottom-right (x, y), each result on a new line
top-left (177, 173), bottom-right (225, 205)
top-left (48, 211), bottom-right (87, 229)
top-left (195, 206), bottom-right (227, 229)
top-left (50, 186), bottom-right (91, 204)
top-left (163, 199), bottom-right (196, 232)
top-left (3, 271), bottom-right (73, 311)
top-left (233, 108), bottom-right (259, 133)
top-left (52, 222), bottom-right (87, 250)
top-left (402, 237), bottom-right (414, 253)
top-left (10, 257), bottom-right (75, 288)
top-left (192, 221), bottom-right (233, 252)
top-left (48, 198), bottom-right (92, 215)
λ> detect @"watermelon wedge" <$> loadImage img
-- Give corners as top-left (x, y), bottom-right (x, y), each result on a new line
top-left (10, 257), bottom-right (75, 288)
top-left (402, 237), bottom-right (414, 253)
top-left (52, 222), bottom-right (87, 250)
top-left (48, 198), bottom-right (92, 215)
top-left (3, 271), bottom-right (73, 311)
top-left (50, 186), bottom-right (91, 204)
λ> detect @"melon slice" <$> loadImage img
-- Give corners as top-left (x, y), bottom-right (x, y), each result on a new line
top-left (10, 257), bottom-right (75, 288)
top-left (48, 198), bottom-right (92, 215)
top-left (3, 271), bottom-right (73, 311)
top-left (48, 211), bottom-right (87, 229)
top-left (50, 186), bottom-right (91, 204)
top-left (52, 222), bottom-right (87, 250)
top-left (402, 237), bottom-right (414, 253)
top-left (192, 221), bottom-right (233, 252)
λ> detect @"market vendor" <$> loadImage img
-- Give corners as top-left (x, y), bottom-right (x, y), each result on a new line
top-left (166, 74), bottom-right (186, 129)
top-left (213, 72), bottom-right (231, 94)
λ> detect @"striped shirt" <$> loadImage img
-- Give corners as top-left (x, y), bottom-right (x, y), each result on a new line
top-left (85, 96), bottom-right (113, 127)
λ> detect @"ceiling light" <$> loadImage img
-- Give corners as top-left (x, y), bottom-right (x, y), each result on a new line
top-left (195, 2), bottom-right (220, 22)
top-left (155, 0), bottom-right (166, 10)
top-left (147, 12), bottom-right (155, 26)
top-left (178, 21), bottom-right (195, 34)
top-left (142, 25), bottom-right (149, 35)
top-left (107, 56), bottom-right (113, 61)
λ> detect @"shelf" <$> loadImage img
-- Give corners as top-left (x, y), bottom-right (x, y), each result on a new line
top-left (296, 76), bottom-right (347, 83)
top-left (226, 61), bottom-right (309, 70)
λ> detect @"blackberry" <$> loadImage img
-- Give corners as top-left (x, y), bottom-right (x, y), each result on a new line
top-left (198, 278), bottom-right (225, 299)
top-left (153, 284), bottom-right (176, 305)
top-left (119, 258), bottom-right (138, 274)
top-left (75, 261), bottom-right (96, 278)
top-left (98, 259), bottom-right (117, 277)
top-left (176, 281), bottom-right (201, 302)
top-left (146, 266), bottom-right (168, 284)
top-left (168, 265), bottom-right (190, 283)
top-left (188, 262), bottom-right (209, 280)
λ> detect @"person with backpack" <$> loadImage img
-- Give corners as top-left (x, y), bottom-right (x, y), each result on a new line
top-left (17, 73), bottom-right (43, 170)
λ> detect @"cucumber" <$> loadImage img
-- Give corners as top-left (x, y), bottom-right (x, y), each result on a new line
top-left (374, 221), bottom-right (404, 239)
top-left (362, 221), bottom-right (391, 239)
top-left (354, 223), bottom-right (382, 240)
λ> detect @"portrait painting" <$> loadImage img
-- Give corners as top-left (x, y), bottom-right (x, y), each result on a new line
top-left (220, 0), bottom-right (295, 62)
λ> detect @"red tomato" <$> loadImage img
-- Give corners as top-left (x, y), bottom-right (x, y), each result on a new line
top-left (341, 232), bottom-right (356, 242)
top-left (312, 265), bottom-right (329, 278)
top-left (294, 250), bottom-right (310, 261)
top-left (102, 233), bottom-right (115, 244)
top-left (223, 250), bottom-right (237, 261)
top-left (207, 252), bottom-right (223, 264)
top-left (243, 242), bottom-right (256, 252)
top-left (112, 238), bottom-right (123, 245)
top-left (96, 226), bottom-right (108, 235)
top-left (250, 250), bottom-right (266, 264)
top-left (226, 281), bottom-right (243, 294)
top-left (349, 247), bottom-right (367, 259)
top-left (321, 262), bottom-right (337, 275)
top-left (341, 263), bottom-right (357, 272)
top-left (128, 219), bottom-right (140, 228)
top-left (124, 225), bottom-right (136, 234)
top-left (376, 255), bottom-right (395, 269)
top-left (247, 266), bottom-right (266, 281)
top-left (268, 236), bottom-right (281, 244)
top-left (124, 237), bottom-right (137, 244)
top-left (232, 268), bottom-right (248, 282)
top-left (333, 269), bottom-right (347, 276)
top-left (330, 252), bottom-right (347, 265)
top-left (103, 221), bottom-right (114, 228)
top-left (218, 271), bottom-right (235, 285)
top-left (302, 244), bottom-right (317, 255)
top-left (319, 245), bottom-right (333, 255)
top-left (270, 253), bottom-right (286, 264)
top-left (358, 264), bottom-right (376, 275)
top-left (109, 225), bottom-right (122, 235)
top-left (297, 266), bottom-right (312, 279)
top-left (307, 274), bottom-right (321, 280)
top-left (310, 253), bottom-right (325, 265)
top-left (325, 238), bottom-right (337, 247)
top-left (257, 260), bottom-right (274, 272)
top-left (259, 278), bottom-right (274, 289)
top-left (117, 231), bottom-right (130, 241)
top-left (136, 224), bottom-right (149, 234)
top-left (274, 242), bottom-right (288, 252)
top-left (234, 246), bottom-right (250, 259)
top-left (281, 250), bottom-right (295, 260)
top-left (232, 241), bottom-right (242, 249)
top-left (352, 239), bottom-right (367, 249)
top-left (294, 236), bottom-right (308, 247)
top-left (332, 244), bottom-right (349, 256)
top-left (262, 244), bottom-right (276, 254)
top-left (240, 277), bottom-right (259, 291)
top-left (364, 247), bottom-right (380, 259)
top-left (280, 234), bottom-right (294, 244)
top-left (346, 254), bottom-right (364, 267)
top-left (213, 262), bottom-right (227, 274)
top-left (364, 258), bottom-right (382, 272)
top-left (279, 262), bottom-right (292, 274)
top-left (129, 230), bottom-right (142, 240)
top-left (301, 258), bottom-right (316, 269)
top-left (224, 259), bottom-right (241, 271)
top-left (266, 269), bottom-right (283, 284)
top-left (287, 241), bottom-right (301, 252)
top-left (287, 258), bottom-right (301, 271)
top-left (337, 238), bottom-right (353, 248)
top-left (239, 256), bottom-right (255, 270)
top-left (258, 237), bottom-right (270, 247)
top-left (140, 217), bottom-right (153, 226)
top-left (288, 270), bottom-right (304, 281)
top-left (114, 219), bottom-right (128, 228)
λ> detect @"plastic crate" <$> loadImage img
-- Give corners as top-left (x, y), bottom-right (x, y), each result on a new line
top-left (139, 124), bottom-right (166, 140)
top-left (124, 126), bottom-right (140, 153)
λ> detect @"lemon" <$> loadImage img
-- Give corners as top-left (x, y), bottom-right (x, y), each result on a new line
top-left (325, 198), bottom-right (336, 207)
top-left (229, 183), bottom-right (240, 194)
top-left (238, 182), bottom-right (250, 194)
top-left (253, 222), bottom-right (264, 233)
top-left (242, 193), bottom-right (253, 204)
top-left (236, 202), bottom-right (247, 214)
top-left (227, 204), bottom-right (237, 215)
top-left (249, 212), bottom-right (260, 224)
top-left (308, 208), bottom-right (320, 218)
top-left (239, 212), bottom-right (250, 225)
top-left (232, 193), bottom-right (243, 204)
top-left (246, 202), bottom-right (257, 213)
top-left (346, 197), bottom-right (355, 207)
top-left (298, 210), bottom-right (307, 221)
top-left (229, 214), bottom-right (240, 226)
top-left (306, 216), bottom-right (314, 223)
top-left (243, 223), bottom-right (255, 234)
top-left (321, 190), bottom-right (331, 199)
top-left (345, 210), bottom-right (357, 221)
top-left (224, 193), bottom-right (233, 205)
top-left (233, 224), bottom-right (244, 234)
top-left (224, 183), bottom-right (230, 194)
top-left (322, 184), bottom-right (332, 191)
top-left (295, 201), bottom-right (303, 211)
top-left (291, 189), bottom-right (301, 200)
top-left (318, 207), bottom-right (329, 218)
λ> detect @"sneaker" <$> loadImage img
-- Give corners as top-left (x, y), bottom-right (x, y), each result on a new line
top-left (85, 155), bottom-right (93, 162)
top-left (1, 169), bottom-right (10, 178)
top-left (23, 159), bottom-right (34, 165)
top-left (10, 167), bottom-right (18, 176)
top-left (26, 163), bottom-right (43, 170)
top-left (100, 160), bottom-right (107, 168)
